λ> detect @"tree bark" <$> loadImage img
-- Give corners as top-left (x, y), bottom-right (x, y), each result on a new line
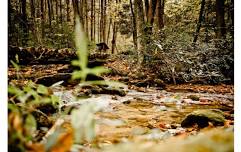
top-left (21, 0), bottom-right (28, 46)
top-left (156, 0), bottom-right (165, 30)
top-left (66, 0), bottom-right (71, 22)
top-left (30, 0), bottom-right (35, 18)
top-left (144, 0), bottom-right (149, 21)
top-left (134, 0), bottom-right (146, 65)
top-left (193, 0), bottom-right (206, 43)
top-left (111, 22), bottom-right (117, 54)
top-left (40, 0), bottom-right (45, 39)
top-left (91, 0), bottom-right (94, 41)
top-left (84, 0), bottom-right (89, 38)
top-left (130, 0), bottom-right (138, 50)
top-left (146, 0), bottom-right (157, 40)
top-left (215, 0), bottom-right (226, 39)
top-left (47, 0), bottom-right (52, 26)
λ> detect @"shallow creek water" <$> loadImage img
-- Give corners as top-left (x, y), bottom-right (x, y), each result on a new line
top-left (53, 86), bottom-right (234, 145)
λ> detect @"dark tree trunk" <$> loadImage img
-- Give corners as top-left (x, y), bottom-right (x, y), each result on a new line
top-left (103, 0), bottom-right (107, 43)
top-left (193, 0), bottom-right (206, 43)
top-left (40, 0), bottom-right (45, 39)
top-left (91, 0), bottom-right (94, 41)
top-left (130, 0), bottom-right (138, 50)
top-left (107, 18), bottom-right (112, 45)
top-left (66, 0), bottom-right (71, 22)
top-left (93, 0), bottom-right (96, 42)
top-left (30, 0), bottom-right (35, 18)
top-left (147, 0), bottom-right (157, 26)
top-left (85, 0), bottom-right (89, 38)
top-left (156, 0), bottom-right (165, 29)
top-left (50, 0), bottom-right (54, 20)
top-left (21, 0), bottom-right (28, 45)
top-left (111, 22), bottom-right (117, 54)
top-left (47, 0), bottom-right (52, 26)
top-left (144, 0), bottom-right (149, 21)
top-left (59, 0), bottom-right (63, 24)
top-left (216, 0), bottom-right (226, 39)
top-left (134, 0), bottom-right (146, 65)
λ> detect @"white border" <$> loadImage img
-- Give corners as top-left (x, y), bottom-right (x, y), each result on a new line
top-left (234, 0), bottom-right (240, 151)
top-left (0, 0), bottom-right (8, 151)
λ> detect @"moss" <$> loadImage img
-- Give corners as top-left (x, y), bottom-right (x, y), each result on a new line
top-left (181, 109), bottom-right (225, 128)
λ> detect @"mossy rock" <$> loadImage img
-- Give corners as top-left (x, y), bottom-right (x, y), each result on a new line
top-left (103, 128), bottom-right (233, 152)
top-left (187, 95), bottom-right (200, 101)
top-left (181, 109), bottom-right (225, 128)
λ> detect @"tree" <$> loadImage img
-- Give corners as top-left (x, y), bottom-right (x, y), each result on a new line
top-left (134, 0), bottom-right (146, 65)
top-left (21, 0), bottom-right (28, 45)
top-left (156, 0), bottom-right (165, 30)
top-left (66, 0), bottom-right (71, 22)
top-left (130, 0), bottom-right (138, 50)
top-left (215, 0), bottom-right (226, 39)
top-left (193, 0), bottom-right (206, 43)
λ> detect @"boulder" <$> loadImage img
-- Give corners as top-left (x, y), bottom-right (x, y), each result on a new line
top-left (181, 109), bottom-right (225, 128)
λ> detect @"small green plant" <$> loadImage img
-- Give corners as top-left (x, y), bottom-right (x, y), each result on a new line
top-left (71, 17), bottom-right (124, 87)
top-left (8, 81), bottom-right (60, 151)
top-left (70, 17), bottom-right (125, 144)
top-left (8, 81), bottom-right (59, 106)
top-left (71, 17), bottom-right (109, 82)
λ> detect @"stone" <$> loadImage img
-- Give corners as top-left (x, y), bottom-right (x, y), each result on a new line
top-left (181, 109), bottom-right (225, 128)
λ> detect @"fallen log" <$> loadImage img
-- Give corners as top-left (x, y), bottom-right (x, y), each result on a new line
top-left (8, 46), bottom-right (110, 65)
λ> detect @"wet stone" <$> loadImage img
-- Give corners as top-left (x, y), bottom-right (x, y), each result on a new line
top-left (181, 109), bottom-right (226, 128)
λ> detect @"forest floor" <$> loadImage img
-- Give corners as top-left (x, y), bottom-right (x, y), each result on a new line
top-left (8, 53), bottom-right (234, 152)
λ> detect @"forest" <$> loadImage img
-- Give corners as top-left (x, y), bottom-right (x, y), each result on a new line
top-left (8, 0), bottom-right (234, 151)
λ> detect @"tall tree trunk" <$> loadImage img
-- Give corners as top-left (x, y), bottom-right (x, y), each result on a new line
top-left (230, 0), bottom-right (234, 40)
top-left (93, 0), bottom-right (96, 42)
top-left (103, 0), bottom-right (107, 42)
top-left (91, 0), bottom-right (94, 41)
top-left (59, 0), bottom-right (63, 24)
top-left (99, 0), bottom-right (102, 42)
top-left (134, 0), bottom-right (146, 65)
top-left (156, 0), bottom-right (165, 30)
top-left (21, 0), bottom-right (28, 45)
top-left (100, 0), bottom-right (104, 42)
top-left (30, 0), bottom-right (35, 18)
top-left (66, 0), bottom-right (71, 22)
top-left (147, 0), bottom-right (157, 31)
top-left (85, 0), bottom-right (89, 38)
top-left (47, 0), bottom-right (52, 26)
top-left (72, 0), bottom-right (81, 20)
top-left (111, 22), bottom-right (117, 54)
top-left (30, 0), bottom-right (39, 44)
top-left (193, 0), bottom-right (206, 43)
top-left (107, 18), bottom-right (112, 45)
top-left (130, 0), bottom-right (138, 50)
top-left (216, 0), bottom-right (226, 39)
top-left (50, 0), bottom-right (54, 20)
top-left (55, 0), bottom-right (58, 23)
top-left (134, 0), bottom-right (145, 44)
top-left (41, 0), bottom-right (45, 40)
top-left (144, 0), bottom-right (149, 21)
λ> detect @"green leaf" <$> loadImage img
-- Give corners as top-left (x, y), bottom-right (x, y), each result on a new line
top-left (10, 60), bottom-right (20, 71)
top-left (37, 84), bottom-right (49, 95)
top-left (51, 95), bottom-right (60, 105)
top-left (8, 103), bottom-right (20, 113)
top-left (74, 17), bottom-right (88, 69)
top-left (25, 114), bottom-right (37, 135)
top-left (8, 85), bottom-right (23, 96)
top-left (71, 60), bottom-right (81, 67)
top-left (88, 66), bottom-right (110, 76)
top-left (71, 71), bottom-right (85, 80)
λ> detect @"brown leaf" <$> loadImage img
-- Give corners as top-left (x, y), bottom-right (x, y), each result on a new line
top-left (49, 126), bottom-right (74, 152)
